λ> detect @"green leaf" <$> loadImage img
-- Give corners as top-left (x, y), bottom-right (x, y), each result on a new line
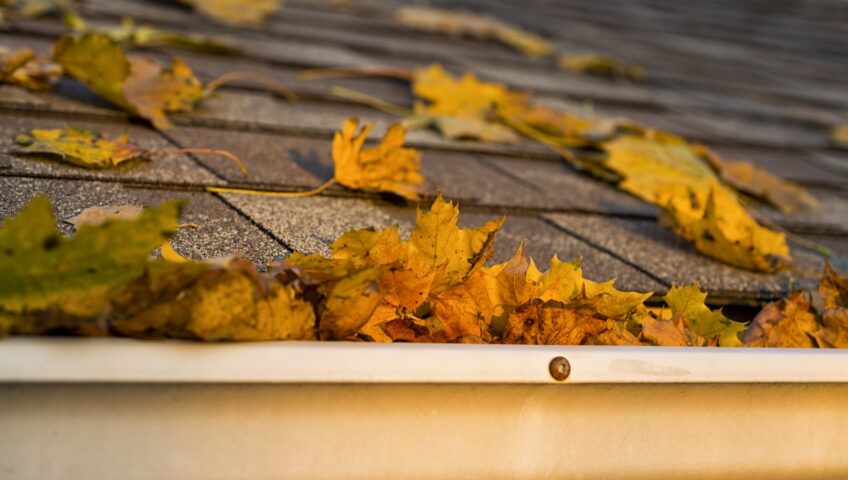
top-left (0, 194), bottom-right (181, 320)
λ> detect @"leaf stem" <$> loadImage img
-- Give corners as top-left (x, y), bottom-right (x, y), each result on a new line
top-left (150, 148), bottom-right (249, 177)
top-left (203, 71), bottom-right (298, 101)
top-left (207, 178), bottom-right (337, 197)
top-left (329, 86), bottom-right (411, 116)
top-left (299, 66), bottom-right (414, 81)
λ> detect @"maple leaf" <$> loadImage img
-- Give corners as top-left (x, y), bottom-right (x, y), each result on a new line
top-left (742, 291), bottom-right (819, 348)
top-left (178, 0), bottom-right (279, 27)
top-left (71, 17), bottom-right (238, 53)
top-left (0, 194), bottom-right (180, 334)
top-left (501, 298), bottom-right (607, 345)
top-left (696, 145), bottom-right (818, 214)
top-left (663, 284), bottom-right (746, 346)
top-left (14, 127), bottom-right (145, 168)
top-left (409, 64), bottom-right (520, 142)
top-left (53, 33), bottom-right (204, 130)
top-left (664, 183), bottom-right (790, 272)
top-left (558, 53), bottom-right (644, 81)
top-left (0, 46), bottom-right (62, 91)
top-left (600, 133), bottom-right (790, 272)
top-left (814, 263), bottom-right (848, 348)
top-left (408, 194), bottom-right (503, 292)
top-left (395, 7), bottom-right (552, 57)
top-left (110, 259), bottom-right (315, 341)
top-left (332, 118), bottom-right (424, 200)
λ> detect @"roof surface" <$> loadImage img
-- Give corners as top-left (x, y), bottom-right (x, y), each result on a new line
top-left (1, 0), bottom-right (847, 308)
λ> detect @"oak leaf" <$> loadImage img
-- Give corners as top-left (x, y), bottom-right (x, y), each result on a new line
top-left (395, 7), bottom-right (552, 57)
top-left (53, 33), bottom-right (204, 130)
top-left (14, 127), bottom-right (145, 168)
top-left (332, 118), bottom-right (424, 200)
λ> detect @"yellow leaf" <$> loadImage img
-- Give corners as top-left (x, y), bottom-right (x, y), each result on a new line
top-left (501, 299), bottom-right (607, 345)
top-left (179, 0), bottom-right (280, 27)
top-left (742, 291), bottom-right (819, 348)
top-left (14, 127), bottom-right (146, 168)
top-left (160, 241), bottom-right (189, 263)
top-left (664, 284), bottom-right (746, 345)
top-left (583, 279), bottom-right (652, 319)
top-left (320, 267), bottom-right (383, 340)
top-left (395, 7), bottom-right (552, 57)
top-left (696, 145), bottom-right (818, 214)
top-left (558, 53), bottom-right (643, 81)
top-left (53, 34), bottom-right (204, 130)
top-left (409, 194), bottom-right (503, 292)
top-left (413, 64), bottom-right (518, 120)
top-left (0, 46), bottom-right (61, 91)
top-left (831, 124), bottom-right (848, 149)
top-left (111, 259), bottom-right (315, 341)
top-left (124, 57), bottom-right (203, 130)
top-left (332, 118), bottom-right (424, 200)
top-left (665, 184), bottom-right (790, 272)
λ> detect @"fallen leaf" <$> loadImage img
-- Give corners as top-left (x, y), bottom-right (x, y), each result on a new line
top-left (664, 183), bottom-right (791, 272)
top-left (332, 118), bottom-right (424, 200)
top-left (65, 204), bottom-right (144, 229)
top-left (178, 0), bottom-right (279, 27)
top-left (110, 258), bottom-right (315, 341)
top-left (0, 46), bottom-right (62, 91)
top-left (558, 53), bottom-right (643, 81)
top-left (815, 262), bottom-right (848, 348)
top-left (395, 6), bottom-right (552, 57)
top-left (75, 17), bottom-right (238, 53)
top-left (53, 33), bottom-right (204, 130)
top-left (831, 124), bottom-right (848, 149)
top-left (600, 133), bottom-right (790, 271)
top-left (0, 194), bottom-right (180, 333)
top-left (14, 127), bottom-right (146, 168)
top-left (742, 291), bottom-right (819, 348)
top-left (697, 145), bottom-right (818, 214)
top-left (663, 284), bottom-right (745, 345)
top-left (501, 298), bottom-right (607, 345)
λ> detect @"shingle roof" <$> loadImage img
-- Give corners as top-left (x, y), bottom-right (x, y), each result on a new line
top-left (2, 0), bottom-right (847, 309)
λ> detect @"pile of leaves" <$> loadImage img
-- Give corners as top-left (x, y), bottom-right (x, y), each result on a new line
top-left (2, 193), bottom-right (844, 346)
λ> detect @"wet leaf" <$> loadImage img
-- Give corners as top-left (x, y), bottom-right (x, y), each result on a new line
top-left (332, 118), bottom-right (424, 200)
top-left (395, 6), bottom-right (552, 57)
top-left (178, 0), bottom-right (279, 27)
top-left (53, 33), bottom-right (204, 130)
top-left (558, 53), bottom-right (643, 81)
top-left (14, 127), bottom-right (146, 168)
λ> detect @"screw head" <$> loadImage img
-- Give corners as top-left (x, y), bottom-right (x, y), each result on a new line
top-left (549, 356), bottom-right (571, 381)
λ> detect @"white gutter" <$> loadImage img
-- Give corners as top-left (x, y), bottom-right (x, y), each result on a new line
top-left (0, 337), bottom-right (846, 384)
